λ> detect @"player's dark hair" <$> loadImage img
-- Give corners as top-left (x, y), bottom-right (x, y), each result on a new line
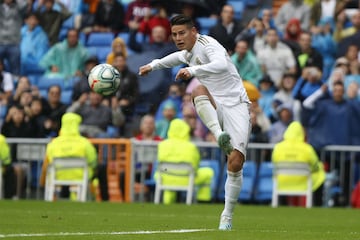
top-left (170, 14), bottom-right (194, 28)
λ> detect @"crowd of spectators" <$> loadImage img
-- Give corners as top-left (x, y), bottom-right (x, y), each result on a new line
top-left (1, 0), bottom-right (360, 200)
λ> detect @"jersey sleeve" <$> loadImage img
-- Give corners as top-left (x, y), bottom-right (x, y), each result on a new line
top-left (149, 51), bottom-right (186, 70)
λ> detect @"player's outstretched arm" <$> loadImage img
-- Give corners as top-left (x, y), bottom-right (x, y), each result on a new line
top-left (138, 65), bottom-right (152, 76)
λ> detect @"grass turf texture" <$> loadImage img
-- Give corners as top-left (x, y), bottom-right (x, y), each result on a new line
top-left (0, 201), bottom-right (359, 240)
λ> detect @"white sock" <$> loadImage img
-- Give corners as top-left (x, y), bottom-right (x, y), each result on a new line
top-left (222, 170), bottom-right (243, 217)
top-left (193, 95), bottom-right (222, 139)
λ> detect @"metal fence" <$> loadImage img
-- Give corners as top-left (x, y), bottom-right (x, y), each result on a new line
top-left (2, 138), bottom-right (359, 206)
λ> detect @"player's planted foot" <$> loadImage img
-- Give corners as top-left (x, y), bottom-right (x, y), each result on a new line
top-left (218, 215), bottom-right (232, 230)
top-left (217, 132), bottom-right (233, 155)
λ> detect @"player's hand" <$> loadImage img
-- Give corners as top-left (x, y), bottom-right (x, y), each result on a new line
top-left (138, 65), bottom-right (152, 76)
top-left (175, 68), bottom-right (191, 81)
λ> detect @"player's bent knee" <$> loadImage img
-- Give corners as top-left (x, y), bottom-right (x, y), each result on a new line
top-left (227, 151), bottom-right (245, 172)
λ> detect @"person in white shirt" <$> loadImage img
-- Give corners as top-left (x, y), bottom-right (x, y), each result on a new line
top-left (139, 14), bottom-right (251, 230)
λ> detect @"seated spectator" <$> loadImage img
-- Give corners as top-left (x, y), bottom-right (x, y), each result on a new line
top-left (35, 0), bottom-right (72, 46)
top-left (275, 0), bottom-right (311, 33)
top-left (125, 0), bottom-right (151, 27)
top-left (1, 105), bottom-right (37, 199)
top-left (135, 114), bottom-right (162, 141)
top-left (128, 24), bottom-right (176, 55)
top-left (72, 56), bottom-right (99, 102)
top-left (258, 75), bottom-right (277, 120)
top-left (67, 91), bottom-right (125, 138)
top-left (0, 0), bottom-right (31, 76)
top-left (209, 4), bottom-right (244, 55)
top-left (182, 103), bottom-right (208, 141)
top-left (284, 18), bottom-right (303, 43)
top-left (106, 37), bottom-right (128, 65)
top-left (112, 54), bottom-right (140, 137)
top-left (28, 97), bottom-right (48, 138)
top-left (42, 85), bottom-right (68, 137)
top-left (92, 0), bottom-right (125, 33)
top-left (293, 66), bottom-right (323, 102)
top-left (294, 32), bottom-right (323, 78)
top-left (235, 18), bottom-right (267, 54)
top-left (0, 59), bottom-right (15, 108)
top-left (250, 110), bottom-right (269, 143)
top-left (271, 121), bottom-right (326, 206)
top-left (311, 17), bottom-right (337, 79)
top-left (157, 119), bottom-right (214, 204)
top-left (273, 73), bottom-right (301, 121)
top-left (20, 13), bottom-right (49, 75)
top-left (155, 82), bottom-right (183, 121)
top-left (333, 9), bottom-right (360, 43)
top-left (268, 103), bottom-right (293, 143)
top-left (138, 3), bottom-right (171, 43)
top-left (258, 8), bottom-right (277, 31)
top-left (231, 39), bottom-right (263, 86)
top-left (310, 0), bottom-right (347, 27)
top-left (40, 29), bottom-right (89, 79)
top-left (40, 112), bottom-right (97, 200)
top-left (155, 100), bottom-right (177, 139)
top-left (257, 28), bottom-right (297, 87)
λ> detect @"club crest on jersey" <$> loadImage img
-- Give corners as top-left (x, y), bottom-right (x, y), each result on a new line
top-left (195, 57), bottom-right (202, 65)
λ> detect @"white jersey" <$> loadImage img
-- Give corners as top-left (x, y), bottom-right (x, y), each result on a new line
top-left (149, 34), bottom-right (250, 106)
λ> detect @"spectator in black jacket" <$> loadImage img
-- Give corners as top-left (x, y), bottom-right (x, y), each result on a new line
top-left (93, 0), bottom-right (125, 33)
top-left (112, 54), bottom-right (140, 137)
top-left (209, 4), bottom-right (244, 55)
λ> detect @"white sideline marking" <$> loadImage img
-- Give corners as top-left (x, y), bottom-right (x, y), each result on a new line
top-left (0, 229), bottom-right (213, 238)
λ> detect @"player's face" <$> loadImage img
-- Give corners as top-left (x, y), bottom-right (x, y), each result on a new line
top-left (171, 24), bottom-right (197, 51)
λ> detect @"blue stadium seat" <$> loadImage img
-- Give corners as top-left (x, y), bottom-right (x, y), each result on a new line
top-left (86, 32), bottom-right (114, 47)
top-left (197, 17), bottom-right (217, 35)
top-left (199, 159), bottom-right (221, 200)
top-left (217, 161), bottom-right (257, 202)
top-left (117, 32), bottom-right (130, 44)
top-left (239, 161), bottom-right (257, 201)
top-left (245, 0), bottom-right (259, 7)
top-left (254, 162), bottom-right (273, 203)
top-left (37, 76), bottom-right (65, 91)
top-left (227, 0), bottom-right (245, 20)
top-left (64, 76), bottom-right (81, 90)
top-left (61, 89), bottom-right (73, 105)
top-left (96, 46), bottom-right (112, 63)
top-left (86, 46), bottom-right (111, 63)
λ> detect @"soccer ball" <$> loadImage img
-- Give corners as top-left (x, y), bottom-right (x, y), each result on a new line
top-left (88, 63), bottom-right (121, 96)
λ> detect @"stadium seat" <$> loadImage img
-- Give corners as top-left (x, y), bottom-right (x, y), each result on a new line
top-left (37, 76), bottom-right (65, 91)
top-left (95, 46), bottom-right (112, 63)
top-left (61, 89), bottom-right (73, 105)
top-left (86, 46), bottom-right (111, 63)
top-left (117, 32), bottom-right (130, 44)
top-left (239, 161), bottom-right (257, 201)
top-left (217, 161), bottom-right (257, 202)
top-left (227, 0), bottom-right (245, 20)
top-left (44, 157), bottom-right (89, 202)
top-left (197, 17), bottom-right (217, 35)
top-left (254, 162), bottom-right (273, 203)
top-left (199, 159), bottom-right (221, 200)
top-left (272, 162), bottom-right (313, 208)
top-left (86, 32), bottom-right (114, 47)
top-left (154, 162), bottom-right (196, 205)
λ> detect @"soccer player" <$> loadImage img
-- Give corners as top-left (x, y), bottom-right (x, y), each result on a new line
top-left (139, 14), bottom-right (251, 230)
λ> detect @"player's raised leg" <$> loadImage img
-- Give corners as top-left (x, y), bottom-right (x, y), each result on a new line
top-left (192, 85), bottom-right (233, 155)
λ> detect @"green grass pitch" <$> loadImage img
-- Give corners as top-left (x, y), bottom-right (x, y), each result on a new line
top-left (0, 201), bottom-right (359, 240)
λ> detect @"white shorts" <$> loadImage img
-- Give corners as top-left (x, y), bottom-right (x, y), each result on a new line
top-left (216, 101), bottom-right (251, 157)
